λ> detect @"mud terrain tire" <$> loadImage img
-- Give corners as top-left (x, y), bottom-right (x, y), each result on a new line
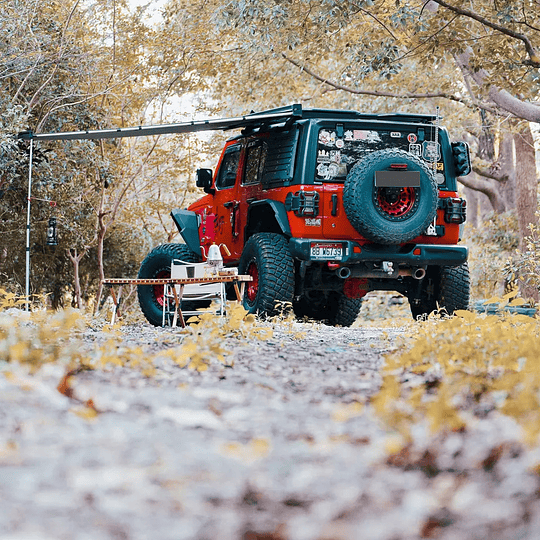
top-left (137, 243), bottom-right (206, 326)
top-left (409, 262), bottom-right (470, 319)
top-left (294, 293), bottom-right (362, 327)
top-left (328, 293), bottom-right (363, 327)
top-left (238, 233), bottom-right (294, 316)
top-left (343, 149), bottom-right (437, 244)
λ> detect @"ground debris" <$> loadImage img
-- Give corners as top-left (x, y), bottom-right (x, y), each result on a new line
top-left (1, 319), bottom-right (540, 540)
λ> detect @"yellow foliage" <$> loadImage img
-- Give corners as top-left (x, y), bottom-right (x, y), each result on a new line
top-left (373, 311), bottom-right (540, 444)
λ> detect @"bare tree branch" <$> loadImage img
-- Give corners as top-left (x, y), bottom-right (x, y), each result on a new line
top-left (430, 0), bottom-right (540, 66)
top-left (350, 3), bottom-right (398, 40)
top-left (282, 53), bottom-right (467, 104)
top-left (458, 174), bottom-right (506, 213)
top-left (457, 48), bottom-right (540, 122)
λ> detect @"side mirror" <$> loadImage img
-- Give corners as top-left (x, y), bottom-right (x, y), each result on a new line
top-left (196, 168), bottom-right (214, 194)
top-left (451, 142), bottom-right (471, 176)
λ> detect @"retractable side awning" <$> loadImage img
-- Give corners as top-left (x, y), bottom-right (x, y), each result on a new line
top-left (18, 104), bottom-right (303, 142)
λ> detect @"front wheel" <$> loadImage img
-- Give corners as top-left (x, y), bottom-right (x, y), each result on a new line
top-left (137, 243), bottom-right (207, 326)
top-left (238, 233), bottom-right (295, 316)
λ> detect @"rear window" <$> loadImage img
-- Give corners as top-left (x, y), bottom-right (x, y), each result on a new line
top-left (316, 127), bottom-right (444, 185)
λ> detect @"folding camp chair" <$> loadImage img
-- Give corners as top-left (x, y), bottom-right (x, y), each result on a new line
top-left (162, 259), bottom-right (226, 326)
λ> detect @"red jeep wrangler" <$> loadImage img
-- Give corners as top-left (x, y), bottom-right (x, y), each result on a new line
top-left (137, 104), bottom-right (470, 326)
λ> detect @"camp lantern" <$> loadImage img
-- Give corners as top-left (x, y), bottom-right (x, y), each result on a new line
top-left (46, 217), bottom-right (58, 246)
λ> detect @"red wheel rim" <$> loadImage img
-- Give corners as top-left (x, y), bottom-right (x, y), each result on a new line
top-left (246, 262), bottom-right (259, 302)
top-left (377, 187), bottom-right (416, 218)
top-left (153, 270), bottom-right (169, 306)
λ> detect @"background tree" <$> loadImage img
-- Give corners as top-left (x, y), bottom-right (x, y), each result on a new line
top-left (0, 0), bottom-right (207, 307)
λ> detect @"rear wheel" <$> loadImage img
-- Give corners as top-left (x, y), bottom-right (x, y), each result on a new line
top-left (327, 293), bottom-right (363, 327)
top-left (238, 233), bottom-right (294, 316)
top-left (293, 292), bottom-right (362, 327)
top-left (408, 263), bottom-right (470, 319)
top-left (137, 243), bottom-right (208, 326)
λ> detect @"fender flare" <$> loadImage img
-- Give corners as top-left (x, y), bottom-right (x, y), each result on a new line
top-left (170, 209), bottom-right (202, 258)
top-left (245, 200), bottom-right (291, 238)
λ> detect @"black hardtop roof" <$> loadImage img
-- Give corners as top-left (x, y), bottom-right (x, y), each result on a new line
top-left (297, 107), bottom-right (438, 124)
top-left (18, 103), bottom-right (437, 142)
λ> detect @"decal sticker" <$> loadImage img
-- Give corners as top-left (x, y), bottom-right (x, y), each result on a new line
top-left (330, 150), bottom-right (341, 163)
top-left (344, 130), bottom-right (354, 141)
top-left (366, 131), bottom-right (381, 143)
top-left (390, 132), bottom-right (401, 138)
top-left (335, 139), bottom-right (344, 149)
top-left (317, 149), bottom-right (330, 163)
top-left (425, 217), bottom-right (437, 236)
top-left (318, 130), bottom-right (336, 146)
top-left (407, 133), bottom-right (418, 143)
top-left (305, 218), bottom-right (321, 227)
top-left (353, 130), bottom-right (381, 143)
top-left (327, 163), bottom-right (339, 178)
top-left (317, 163), bottom-right (339, 180)
top-left (436, 173), bottom-right (445, 185)
top-left (317, 163), bottom-right (329, 177)
top-left (409, 143), bottom-right (422, 157)
top-left (437, 162), bottom-right (444, 171)
top-left (422, 141), bottom-right (441, 162)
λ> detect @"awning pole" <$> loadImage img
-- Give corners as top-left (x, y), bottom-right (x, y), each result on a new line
top-left (25, 139), bottom-right (34, 312)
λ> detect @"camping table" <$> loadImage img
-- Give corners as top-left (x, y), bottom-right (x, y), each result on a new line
top-left (101, 275), bottom-right (253, 327)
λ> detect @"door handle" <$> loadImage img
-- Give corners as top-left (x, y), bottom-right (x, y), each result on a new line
top-left (331, 194), bottom-right (338, 216)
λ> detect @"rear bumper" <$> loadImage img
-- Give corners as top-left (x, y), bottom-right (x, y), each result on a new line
top-left (289, 239), bottom-right (468, 267)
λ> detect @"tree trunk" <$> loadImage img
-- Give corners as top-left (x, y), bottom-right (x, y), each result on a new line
top-left (497, 134), bottom-right (516, 211)
top-left (67, 247), bottom-right (86, 310)
top-left (514, 123), bottom-right (539, 301)
top-left (514, 124), bottom-right (538, 245)
top-left (462, 186), bottom-right (479, 228)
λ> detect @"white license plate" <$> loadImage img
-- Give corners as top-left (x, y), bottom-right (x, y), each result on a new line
top-left (310, 243), bottom-right (343, 260)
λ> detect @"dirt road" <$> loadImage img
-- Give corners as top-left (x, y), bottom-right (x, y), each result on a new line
top-left (1, 319), bottom-right (539, 540)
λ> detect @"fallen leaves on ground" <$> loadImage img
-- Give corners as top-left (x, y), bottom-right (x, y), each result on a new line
top-left (373, 306), bottom-right (540, 445)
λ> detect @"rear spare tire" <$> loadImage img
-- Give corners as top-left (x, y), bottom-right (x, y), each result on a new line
top-left (238, 233), bottom-right (294, 316)
top-left (343, 149), bottom-right (437, 244)
top-left (137, 243), bottom-right (206, 326)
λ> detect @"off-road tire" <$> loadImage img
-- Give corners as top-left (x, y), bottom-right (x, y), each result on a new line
top-left (238, 233), bottom-right (294, 316)
top-left (328, 293), bottom-right (363, 327)
top-left (408, 263), bottom-right (470, 319)
top-left (438, 262), bottom-right (470, 315)
top-left (293, 296), bottom-right (327, 322)
top-left (294, 293), bottom-right (362, 327)
top-left (343, 149), bottom-right (438, 244)
top-left (137, 243), bottom-right (207, 326)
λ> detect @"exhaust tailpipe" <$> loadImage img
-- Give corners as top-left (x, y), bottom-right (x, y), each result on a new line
top-left (398, 267), bottom-right (426, 280)
top-left (337, 266), bottom-right (351, 279)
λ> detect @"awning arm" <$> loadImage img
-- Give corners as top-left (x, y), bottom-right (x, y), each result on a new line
top-left (17, 104), bottom-right (303, 142)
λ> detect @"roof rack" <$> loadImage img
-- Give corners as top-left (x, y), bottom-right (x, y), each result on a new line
top-left (18, 104), bottom-right (304, 142)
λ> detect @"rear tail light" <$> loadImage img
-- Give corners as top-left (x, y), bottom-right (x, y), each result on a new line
top-left (439, 197), bottom-right (467, 224)
top-left (285, 191), bottom-right (320, 216)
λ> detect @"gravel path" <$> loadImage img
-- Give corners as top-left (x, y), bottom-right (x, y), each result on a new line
top-left (1, 319), bottom-right (540, 540)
